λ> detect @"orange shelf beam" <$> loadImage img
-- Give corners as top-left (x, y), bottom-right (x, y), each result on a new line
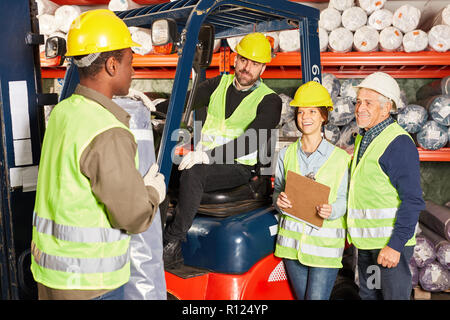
top-left (418, 147), bottom-right (450, 162)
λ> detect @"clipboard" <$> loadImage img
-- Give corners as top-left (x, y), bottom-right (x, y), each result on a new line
top-left (282, 170), bottom-right (330, 229)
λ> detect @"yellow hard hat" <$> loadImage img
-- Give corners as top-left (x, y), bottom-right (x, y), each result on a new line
top-left (235, 32), bottom-right (272, 64)
top-left (290, 81), bottom-right (334, 111)
top-left (66, 9), bottom-right (140, 57)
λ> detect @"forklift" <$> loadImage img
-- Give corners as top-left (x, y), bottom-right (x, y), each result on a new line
top-left (0, 0), bottom-right (358, 299)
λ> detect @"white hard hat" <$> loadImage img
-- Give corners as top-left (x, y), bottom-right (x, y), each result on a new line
top-left (355, 72), bottom-right (401, 111)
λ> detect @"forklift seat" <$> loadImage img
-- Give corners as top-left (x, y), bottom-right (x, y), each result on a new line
top-left (198, 175), bottom-right (272, 217)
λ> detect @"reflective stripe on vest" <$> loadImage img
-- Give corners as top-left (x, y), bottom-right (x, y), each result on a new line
top-left (347, 122), bottom-right (416, 249)
top-left (31, 94), bottom-right (136, 290)
top-left (274, 139), bottom-right (350, 268)
top-left (200, 74), bottom-right (275, 166)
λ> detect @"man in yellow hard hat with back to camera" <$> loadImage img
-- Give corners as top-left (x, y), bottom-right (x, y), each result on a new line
top-left (31, 9), bottom-right (166, 300)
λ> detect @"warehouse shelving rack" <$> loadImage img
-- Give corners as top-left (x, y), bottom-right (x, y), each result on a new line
top-left (39, 0), bottom-right (450, 161)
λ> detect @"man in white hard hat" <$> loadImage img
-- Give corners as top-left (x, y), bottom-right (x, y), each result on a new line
top-left (346, 72), bottom-right (425, 300)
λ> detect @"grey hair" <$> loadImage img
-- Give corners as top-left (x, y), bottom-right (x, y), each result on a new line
top-left (378, 95), bottom-right (395, 111)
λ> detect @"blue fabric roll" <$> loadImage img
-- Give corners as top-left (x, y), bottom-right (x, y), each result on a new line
top-left (428, 95), bottom-right (450, 126)
top-left (417, 120), bottom-right (448, 150)
top-left (329, 96), bottom-right (355, 126)
top-left (324, 123), bottom-right (340, 145)
top-left (322, 73), bottom-right (341, 101)
top-left (397, 104), bottom-right (428, 133)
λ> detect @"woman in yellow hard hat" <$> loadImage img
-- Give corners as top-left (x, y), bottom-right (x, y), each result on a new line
top-left (273, 81), bottom-right (351, 300)
top-left (31, 9), bottom-right (166, 300)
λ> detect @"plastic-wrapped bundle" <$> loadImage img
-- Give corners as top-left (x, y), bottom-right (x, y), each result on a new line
top-left (38, 14), bottom-right (58, 36)
top-left (329, 0), bottom-right (354, 12)
top-left (281, 120), bottom-right (301, 137)
top-left (129, 27), bottom-right (153, 55)
top-left (324, 123), bottom-right (340, 145)
top-left (394, 90), bottom-right (408, 114)
top-left (265, 32), bottom-right (280, 52)
top-left (427, 95), bottom-right (450, 126)
top-left (397, 104), bottom-right (428, 134)
top-left (54, 5), bottom-right (82, 34)
top-left (227, 35), bottom-right (244, 52)
top-left (443, 5), bottom-right (450, 27)
top-left (419, 261), bottom-right (450, 292)
top-left (368, 9), bottom-right (393, 30)
top-left (428, 25), bottom-right (450, 53)
top-left (357, 0), bottom-right (386, 15)
top-left (392, 5), bottom-right (421, 34)
top-left (322, 73), bottom-right (341, 101)
top-left (413, 236), bottom-right (436, 268)
top-left (328, 28), bottom-right (353, 52)
top-left (340, 79), bottom-right (361, 103)
top-left (336, 120), bottom-right (359, 152)
top-left (416, 76), bottom-right (450, 101)
top-left (319, 27), bottom-right (329, 52)
top-left (403, 30), bottom-right (428, 53)
top-left (417, 120), bottom-right (448, 150)
top-left (329, 97), bottom-right (356, 126)
top-left (436, 242), bottom-right (450, 269)
top-left (278, 94), bottom-right (296, 126)
top-left (108, 0), bottom-right (141, 11)
top-left (279, 29), bottom-right (301, 52)
top-left (36, 0), bottom-right (59, 16)
top-left (420, 201), bottom-right (450, 242)
top-left (409, 257), bottom-right (419, 287)
top-left (342, 7), bottom-right (367, 32)
top-left (353, 26), bottom-right (379, 52)
top-left (379, 27), bottom-right (403, 52)
top-left (420, 4), bottom-right (450, 32)
top-left (319, 8), bottom-right (342, 32)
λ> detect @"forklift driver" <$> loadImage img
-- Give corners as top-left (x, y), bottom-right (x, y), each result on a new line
top-left (30, 9), bottom-right (166, 300)
top-left (160, 32), bottom-right (282, 269)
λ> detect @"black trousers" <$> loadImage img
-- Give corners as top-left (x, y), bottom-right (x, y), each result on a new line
top-left (164, 163), bottom-right (252, 242)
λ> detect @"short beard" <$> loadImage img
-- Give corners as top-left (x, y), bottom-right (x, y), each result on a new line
top-left (234, 69), bottom-right (259, 87)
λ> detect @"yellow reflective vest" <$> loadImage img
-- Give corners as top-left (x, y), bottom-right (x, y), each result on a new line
top-left (275, 139), bottom-right (351, 268)
top-left (31, 94), bottom-right (137, 290)
top-left (200, 74), bottom-right (275, 166)
top-left (347, 122), bottom-right (416, 250)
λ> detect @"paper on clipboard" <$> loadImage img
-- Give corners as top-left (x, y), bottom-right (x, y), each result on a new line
top-left (283, 170), bottom-right (330, 229)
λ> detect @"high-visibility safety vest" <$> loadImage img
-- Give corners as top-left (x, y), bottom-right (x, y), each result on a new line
top-left (274, 140), bottom-right (351, 268)
top-left (347, 122), bottom-right (416, 250)
top-left (31, 94), bottom-right (138, 290)
top-left (200, 74), bottom-right (275, 166)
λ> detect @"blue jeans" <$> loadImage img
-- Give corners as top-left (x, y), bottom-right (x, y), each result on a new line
top-left (357, 246), bottom-right (414, 300)
top-left (283, 259), bottom-right (339, 300)
top-left (91, 285), bottom-right (125, 300)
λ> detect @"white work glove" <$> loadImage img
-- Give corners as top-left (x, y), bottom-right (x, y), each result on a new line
top-left (178, 150), bottom-right (210, 171)
top-left (125, 88), bottom-right (156, 112)
top-left (143, 163), bottom-right (166, 204)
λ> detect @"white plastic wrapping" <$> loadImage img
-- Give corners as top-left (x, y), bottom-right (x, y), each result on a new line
top-left (329, 0), bottom-right (354, 12)
top-left (36, 0), bottom-right (59, 16)
top-left (428, 95), bottom-right (450, 126)
top-left (113, 97), bottom-right (167, 300)
top-left (226, 35), bottom-right (244, 52)
top-left (279, 29), bottom-right (301, 52)
top-left (397, 104), bottom-right (428, 134)
top-left (278, 94), bottom-right (296, 127)
top-left (108, 0), bottom-right (141, 11)
top-left (324, 123), bottom-right (341, 145)
top-left (342, 7), bottom-right (367, 32)
top-left (428, 25), bottom-right (450, 53)
top-left (368, 8), bottom-right (393, 30)
top-left (328, 27), bottom-right (354, 52)
top-left (319, 27), bottom-right (329, 52)
top-left (319, 7), bottom-right (342, 32)
top-left (329, 96), bottom-right (356, 126)
top-left (392, 5), bottom-right (421, 34)
top-left (336, 120), bottom-right (359, 153)
top-left (357, 0), bottom-right (386, 15)
top-left (417, 120), bottom-right (449, 150)
top-left (265, 32), bottom-right (280, 52)
top-left (54, 5), bottom-right (82, 34)
top-left (403, 30), bottom-right (428, 53)
top-left (340, 79), bottom-right (360, 103)
top-left (444, 5), bottom-right (450, 27)
top-left (38, 14), bottom-right (58, 36)
top-left (353, 26), bottom-right (379, 52)
top-left (322, 73), bottom-right (341, 101)
top-left (379, 26), bottom-right (403, 52)
top-left (129, 27), bottom-right (153, 55)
